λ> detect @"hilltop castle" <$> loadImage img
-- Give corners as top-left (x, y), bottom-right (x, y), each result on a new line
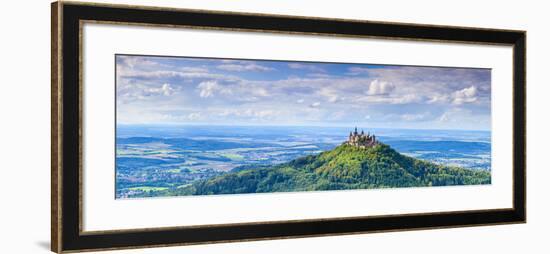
top-left (344, 127), bottom-right (378, 148)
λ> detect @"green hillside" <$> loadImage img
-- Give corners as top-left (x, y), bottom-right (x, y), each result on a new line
top-left (156, 143), bottom-right (490, 197)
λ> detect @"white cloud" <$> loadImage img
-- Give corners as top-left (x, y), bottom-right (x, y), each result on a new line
top-left (354, 93), bottom-right (422, 105)
top-left (452, 86), bottom-right (478, 105)
top-left (148, 83), bottom-right (174, 96)
top-left (318, 88), bottom-right (340, 103)
top-left (427, 94), bottom-right (450, 104)
top-left (391, 94), bottom-right (422, 104)
top-left (197, 81), bottom-right (216, 98)
top-left (309, 102), bottom-right (321, 108)
top-left (296, 99), bottom-right (304, 103)
top-left (428, 86), bottom-right (482, 105)
top-left (249, 86), bottom-right (269, 97)
top-left (120, 69), bottom-right (241, 83)
top-left (180, 66), bottom-right (208, 73)
top-left (217, 63), bottom-right (273, 72)
top-left (367, 79), bottom-right (395, 95)
top-left (197, 81), bottom-right (230, 98)
top-left (116, 83), bottom-right (176, 104)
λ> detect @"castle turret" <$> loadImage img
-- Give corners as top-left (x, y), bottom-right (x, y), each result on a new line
top-left (344, 128), bottom-right (378, 148)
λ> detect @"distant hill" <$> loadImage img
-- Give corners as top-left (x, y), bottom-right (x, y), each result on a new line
top-left (157, 143), bottom-right (490, 197)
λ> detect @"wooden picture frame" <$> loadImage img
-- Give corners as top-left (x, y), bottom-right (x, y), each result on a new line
top-left (52, 1), bottom-right (526, 252)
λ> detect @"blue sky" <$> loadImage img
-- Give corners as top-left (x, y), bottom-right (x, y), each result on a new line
top-left (116, 55), bottom-right (491, 130)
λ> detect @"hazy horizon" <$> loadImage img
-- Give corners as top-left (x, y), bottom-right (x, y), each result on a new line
top-left (116, 123), bottom-right (491, 132)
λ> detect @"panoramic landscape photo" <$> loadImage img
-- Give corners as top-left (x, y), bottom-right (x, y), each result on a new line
top-left (115, 54), bottom-right (491, 199)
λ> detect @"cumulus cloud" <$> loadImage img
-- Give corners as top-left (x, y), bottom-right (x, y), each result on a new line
top-left (147, 83), bottom-right (174, 96)
top-left (197, 81), bottom-right (231, 98)
top-left (452, 86), bottom-right (478, 105)
top-left (367, 79), bottom-right (395, 95)
top-left (428, 86), bottom-right (480, 105)
top-left (197, 81), bottom-right (217, 98)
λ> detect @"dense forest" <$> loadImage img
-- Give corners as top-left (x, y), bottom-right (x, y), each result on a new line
top-left (144, 143), bottom-right (490, 197)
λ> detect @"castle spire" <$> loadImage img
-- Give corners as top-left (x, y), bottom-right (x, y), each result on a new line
top-left (346, 128), bottom-right (378, 148)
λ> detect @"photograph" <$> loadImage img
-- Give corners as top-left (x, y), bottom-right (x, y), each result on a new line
top-left (115, 55), bottom-right (492, 199)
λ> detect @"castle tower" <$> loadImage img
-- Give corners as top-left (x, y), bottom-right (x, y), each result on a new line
top-left (344, 128), bottom-right (378, 148)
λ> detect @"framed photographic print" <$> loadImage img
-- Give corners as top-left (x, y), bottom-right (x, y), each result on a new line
top-left (51, 1), bottom-right (526, 252)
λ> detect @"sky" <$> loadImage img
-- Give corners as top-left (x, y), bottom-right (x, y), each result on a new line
top-left (116, 55), bottom-right (491, 131)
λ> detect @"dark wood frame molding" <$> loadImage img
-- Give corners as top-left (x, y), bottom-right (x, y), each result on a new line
top-left (51, 1), bottom-right (526, 252)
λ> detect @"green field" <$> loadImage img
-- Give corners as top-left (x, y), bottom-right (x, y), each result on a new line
top-left (126, 186), bottom-right (169, 192)
top-left (220, 153), bottom-right (245, 160)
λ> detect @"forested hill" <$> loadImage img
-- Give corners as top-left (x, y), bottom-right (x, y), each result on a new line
top-left (160, 143), bottom-right (491, 197)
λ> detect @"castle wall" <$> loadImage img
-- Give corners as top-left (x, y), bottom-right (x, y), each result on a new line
top-left (346, 130), bottom-right (378, 148)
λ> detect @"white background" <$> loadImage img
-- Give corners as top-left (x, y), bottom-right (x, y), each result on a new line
top-left (0, 0), bottom-right (547, 253)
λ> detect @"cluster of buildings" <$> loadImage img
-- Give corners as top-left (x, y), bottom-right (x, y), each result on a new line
top-left (344, 127), bottom-right (379, 148)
